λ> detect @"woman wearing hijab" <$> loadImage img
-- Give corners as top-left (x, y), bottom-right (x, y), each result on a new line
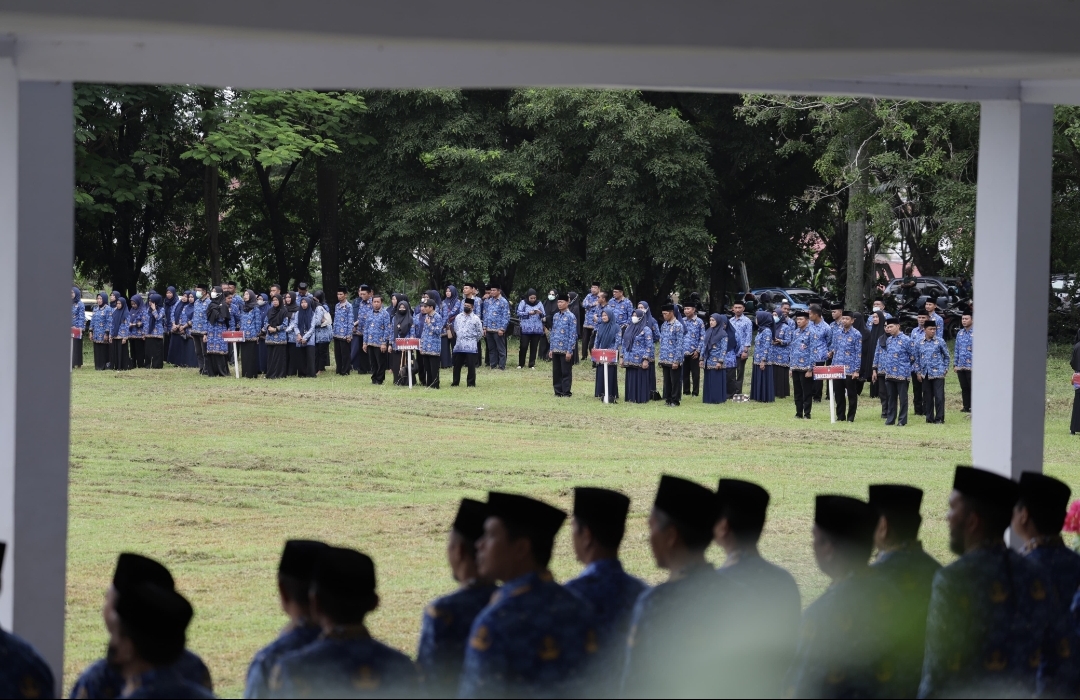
top-left (282, 291), bottom-right (301, 376)
top-left (90, 291), bottom-right (112, 370)
top-left (591, 307), bottom-right (619, 401)
top-left (239, 289), bottom-right (262, 379)
top-left (127, 294), bottom-right (147, 368)
top-left (621, 308), bottom-right (655, 404)
top-left (1070, 328), bottom-right (1080, 435)
top-left (750, 310), bottom-right (776, 402)
top-left (312, 290), bottom-right (332, 372)
top-left (264, 294), bottom-right (288, 379)
top-left (868, 310), bottom-right (889, 417)
top-left (160, 286), bottom-right (177, 360)
top-left (169, 290), bottom-right (195, 368)
top-left (257, 292), bottom-right (270, 374)
top-left (71, 286), bottom-right (85, 368)
top-left (203, 285), bottom-right (231, 377)
top-left (440, 285), bottom-right (461, 369)
top-left (702, 314), bottom-right (732, 404)
top-left (636, 301), bottom-right (662, 400)
top-left (109, 295), bottom-right (130, 371)
top-left (144, 293), bottom-right (166, 369)
top-left (772, 307), bottom-right (793, 399)
top-left (390, 298), bottom-right (413, 386)
top-left (517, 289), bottom-right (546, 370)
top-left (292, 295), bottom-right (318, 378)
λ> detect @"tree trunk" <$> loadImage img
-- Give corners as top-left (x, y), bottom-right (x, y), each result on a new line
top-left (253, 160), bottom-right (293, 290)
top-left (205, 164), bottom-right (221, 285)
top-left (845, 141), bottom-right (867, 312)
top-left (316, 157), bottom-right (340, 306)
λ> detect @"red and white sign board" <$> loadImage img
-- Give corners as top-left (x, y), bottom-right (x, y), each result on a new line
top-left (223, 331), bottom-right (245, 343)
top-left (395, 338), bottom-right (420, 350)
top-left (813, 365), bottom-right (847, 380)
top-left (591, 349), bottom-right (618, 363)
top-left (1073, 373), bottom-right (1080, 389)
top-left (71, 326), bottom-right (83, 339)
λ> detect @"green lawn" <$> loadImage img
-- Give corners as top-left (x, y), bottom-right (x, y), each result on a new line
top-left (66, 342), bottom-right (1080, 697)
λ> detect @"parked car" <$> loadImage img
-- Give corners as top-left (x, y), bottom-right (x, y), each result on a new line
top-left (747, 287), bottom-right (830, 311)
top-left (882, 277), bottom-right (950, 300)
top-left (81, 298), bottom-right (96, 329)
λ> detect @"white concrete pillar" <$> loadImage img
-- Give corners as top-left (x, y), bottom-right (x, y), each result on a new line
top-left (0, 62), bottom-right (74, 689)
top-left (971, 101), bottom-right (1053, 478)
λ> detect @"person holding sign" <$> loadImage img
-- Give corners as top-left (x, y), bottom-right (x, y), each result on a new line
top-left (591, 308), bottom-right (619, 401)
top-left (873, 319), bottom-right (916, 427)
top-left (451, 298), bottom-right (483, 387)
top-left (390, 298), bottom-right (414, 386)
top-left (549, 293), bottom-right (578, 398)
top-left (829, 311), bottom-right (863, 422)
top-left (915, 322), bottom-right (950, 424)
top-left (621, 309), bottom-right (654, 404)
top-left (239, 290), bottom-right (262, 379)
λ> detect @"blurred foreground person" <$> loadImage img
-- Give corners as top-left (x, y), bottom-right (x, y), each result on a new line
top-left (713, 479), bottom-right (800, 697)
top-left (622, 475), bottom-right (748, 698)
top-left (919, 467), bottom-right (1060, 698)
top-left (459, 492), bottom-right (597, 698)
top-left (71, 554), bottom-right (212, 699)
top-left (244, 540), bottom-right (329, 698)
top-left (417, 499), bottom-right (498, 696)
top-left (0, 542), bottom-right (55, 699)
top-left (786, 496), bottom-right (901, 698)
top-left (269, 547), bottom-right (417, 698)
top-left (868, 484), bottom-right (941, 697)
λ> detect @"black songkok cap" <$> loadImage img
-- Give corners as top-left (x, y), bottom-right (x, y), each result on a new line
top-left (278, 540), bottom-right (329, 580)
top-left (488, 283), bottom-right (500, 291)
top-left (1018, 472), bottom-right (1071, 523)
top-left (654, 475), bottom-right (718, 535)
top-left (421, 298), bottom-right (436, 309)
top-left (556, 292), bottom-right (569, 302)
top-left (683, 301), bottom-right (698, 311)
top-left (115, 582), bottom-right (193, 640)
top-left (487, 492), bottom-right (567, 540)
top-left (573, 487), bottom-right (631, 544)
top-left (113, 553), bottom-right (174, 595)
top-left (612, 285), bottom-right (624, 292)
top-left (841, 309), bottom-right (854, 318)
top-left (868, 484), bottom-right (923, 515)
top-left (716, 479), bottom-right (770, 523)
top-left (312, 547), bottom-right (377, 601)
top-left (452, 498), bottom-right (489, 543)
top-left (337, 286), bottom-right (348, 294)
top-left (814, 495), bottom-right (877, 547)
top-left (463, 299), bottom-right (474, 308)
top-left (661, 303), bottom-right (675, 312)
top-left (953, 466), bottom-right (1020, 512)
top-left (794, 310), bottom-right (810, 319)
top-left (591, 282), bottom-right (602, 288)
top-left (359, 284), bottom-right (371, 292)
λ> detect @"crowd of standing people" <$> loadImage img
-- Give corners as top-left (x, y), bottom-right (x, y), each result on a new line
top-left (5, 466), bottom-right (1080, 698)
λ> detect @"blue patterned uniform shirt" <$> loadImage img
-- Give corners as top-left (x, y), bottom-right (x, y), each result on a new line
top-left (73, 295), bottom-right (86, 331)
top-left (453, 313), bottom-right (484, 354)
top-left (581, 293), bottom-right (601, 329)
top-left (1025, 538), bottom-right (1080, 696)
top-left (417, 583), bottom-right (499, 695)
top-left (549, 310), bottom-right (578, 354)
top-left (730, 315), bottom-right (753, 356)
top-left (928, 311), bottom-right (945, 336)
top-left (0, 628), bottom-right (53, 700)
top-left (919, 544), bottom-right (1061, 699)
top-left (608, 298), bottom-right (634, 327)
top-left (243, 622), bottom-right (321, 699)
top-left (127, 303), bottom-right (147, 339)
top-left (482, 297), bottom-right (510, 332)
top-left (191, 297), bottom-right (210, 335)
top-left (916, 336), bottom-right (951, 378)
top-left (703, 334), bottom-right (728, 369)
top-left (829, 327), bottom-right (863, 375)
top-left (419, 312), bottom-right (444, 355)
top-left (441, 298), bottom-right (462, 332)
top-left (789, 326), bottom-right (815, 371)
top-left (91, 302), bottom-right (112, 343)
top-left (364, 308), bottom-right (392, 346)
top-left (240, 308), bottom-right (262, 341)
top-left (564, 559), bottom-right (647, 652)
top-left (658, 319), bottom-right (684, 365)
top-left (681, 316), bottom-right (704, 357)
top-left (332, 302), bottom-right (353, 340)
top-left (808, 319), bottom-right (832, 363)
top-left (622, 326), bottom-right (654, 366)
top-left (205, 307), bottom-right (229, 355)
top-left (459, 571), bottom-right (597, 699)
top-left (353, 298), bottom-right (372, 336)
top-left (954, 327), bottom-right (973, 370)
top-left (874, 333), bottom-right (917, 380)
top-left (70, 650), bottom-right (212, 699)
top-left (270, 632), bottom-right (418, 698)
top-left (124, 667), bottom-right (214, 699)
top-left (771, 317), bottom-right (793, 366)
top-left (753, 328), bottom-right (773, 365)
top-left (516, 301), bottom-right (546, 335)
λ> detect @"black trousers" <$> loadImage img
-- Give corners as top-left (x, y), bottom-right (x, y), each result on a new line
top-left (453, 352), bottom-right (478, 386)
top-left (923, 377), bottom-right (945, 423)
top-left (334, 338), bottom-right (352, 375)
top-left (422, 354), bottom-right (440, 388)
top-left (145, 337), bottom-right (164, 369)
top-left (728, 356), bottom-right (748, 395)
top-left (832, 377), bottom-right (861, 421)
top-left (241, 340), bottom-right (260, 378)
top-left (486, 331), bottom-right (507, 369)
top-left (266, 344), bottom-right (287, 379)
top-left (110, 339), bottom-right (130, 371)
top-left (129, 338), bottom-right (146, 368)
top-left (192, 333), bottom-right (206, 373)
top-left (911, 372), bottom-right (924, 414)
top-left (72, 338), bottom-right (83, 368)
top-left (957, 369), bottom-right (972, 411)
top-left (367, 345), bottom-right (387, 384)
top-left (682, 355), bottom-right (700, 396)
top-left (93, 342), bottom-right (109, 370)
top-left (352, 335), bottom-right (370, 373)
top-left (792, 370), bottom-right (814, 418)
top-left (519, 334), bottom-right (542, 368)
top-left (876, 376), bottom-right (888, 416)
top-left (885, 379), bottom-right (910, 426)
top-left (662, 364), bottom-right (683, 405)
top-left (581, 328), bottom-right (594, 362)
top-left (813, 361), bottom-right (826, 401)
top-left (552, 354), bottom-right (573, 396)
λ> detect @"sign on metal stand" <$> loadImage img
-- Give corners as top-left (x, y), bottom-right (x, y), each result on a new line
top-left (223, 331), bottom-right (244, 378)
top-left (396, 338), bottom-right (420, 387)
top-left (591, 348), bottom-right (618, 403)
top-left (813, 364), bottom-right (847, 423)
top-left (71, 326), bottom-right (82, 372)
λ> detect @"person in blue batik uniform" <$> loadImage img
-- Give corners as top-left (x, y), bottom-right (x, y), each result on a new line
top-left (789, 311), bottom-right (816, 419)
top-left (828, 311), bottom-right (863, 422)
top-left (713, 480), bottom-right (800, 697)
top-left (701, 314), bottom-right (731, 404)
top-left (924, 298), bottom-right (945, 337)
top-left (482, 284), bottom-right (510, 370)
top-left (919, 467), bottom-right (1062, 698)
top-left (915, 322), bottom-right (950, 424)
top-left (459, 492), bottom-right (597, 698)
top-left (238, 290), bottom-right (262, 379)
top-left (244, 540), bottom-right (328, 699)
top-left (91, 291), bottom-right (112, 370)
top-left (908, 314), bottom-right (930, 416)
top-left (0, 542), bottom-right (55, 700)
top-left (750, 310), bottom-right (775, 403)
top-left (72, 285), bottom-right (85, 368)
top-left (418, 299), bottom-right (444, 389)
top-left (263, 295), bottom-right (289, 380)
top-left (621, 309), bottom-right (655, 404)
top-left (363, 294), bottom-right (392, 385)
top-left (143, 293), bottom-right (166, 370)
top-left (608, 287), bottom-right (634, 328)
top-left (439, 286), bottom-right (462, 369)
top-left (867, 484), bottom-right (942, 698)
top-left (580, 283), bottom-right (601, 357)
top-left (549, 293), bottom-right (578, 398)
top-left (954, 311), bottom-right (973, 412)
top-left (786, 495), bottom-right (903, 699)
top-left (772, 303), bottom-right (794, 399)
top-left (873, 319), bottom-right (916, 426)
top-left (202, 286), bottom-right (230, 377)
top-left (516, 289), bottom-right (546, 370)
top-left (727, 300), bottom-right (753, 397)
top-left (807, 304), bottom-right (832, 403)
top-left (127, 294), bottom-right (148, 368)
top-left (71, 553), bottom-right (213, 700)
top-left (109, 295), bottom-right (131, 372)
top-left (564, 487), bottom-right (647, 693)
top-left (1012, 472), bottom-right (1080, 697)
top-left (451, 299), bottom-right (485, 387)
top-left (590, 308), bottom-right (620, 402)
top-left (190, 285), bottom-right (211, 374)
top-left (331, 287), bottom-right (354, 376)
top-left (417, 499), bottom-right (499, 696)
top-left (680, 302), bottom-right (704, 397)
top-left (657, 304), bottom-right (684, 406)
top-left (351, 284), bottom-right (373, 374)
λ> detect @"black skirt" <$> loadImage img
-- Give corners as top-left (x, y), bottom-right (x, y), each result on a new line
top-left (441, 336), bottom-right (454, 368)
top-left (298, 344), bottom-right (317, 378)
top-left (145, 337), bottom-right (164, 369)
top-left (750, 364), bottom-right (775, 403)
top-left (266, 344), bottom-right (287, 379)
top-left (703, 368), bottom-right (727, 404)
top-left (93, 342), bottom-right (109, 370)
top-left (773, 364), bottom-right (789, 398)
top-left (241, 340), bottom-right (260, 378)
top-left (625, 366), bottom-right (651, 404)
top-left (206, 353), bottom-right (230, 377)
top-left (71, 337), bottom-right (83, 368)
top-left (317, 341), bottom-right (331, 370)
top-left (1072, 389), bottom-right (1080, 435)
top-left (110, 339), bottom-right (130, 371)
top-left (287, 344), bottom-right (303, 377)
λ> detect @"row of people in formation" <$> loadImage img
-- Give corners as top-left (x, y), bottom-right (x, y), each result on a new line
top-left (4, 465), bottom-right (1076, 699)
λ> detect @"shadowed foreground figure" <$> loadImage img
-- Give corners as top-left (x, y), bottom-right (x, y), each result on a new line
top-left (0, 542), bottom-right (55, 700)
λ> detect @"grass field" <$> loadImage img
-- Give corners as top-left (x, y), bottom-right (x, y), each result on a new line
top-left (66, 341), bottom-right (1080, 697)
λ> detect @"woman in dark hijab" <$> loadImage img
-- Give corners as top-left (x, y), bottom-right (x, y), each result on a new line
top-left (293, 295), bottom-right (317, 378)
top-left (161, 286), bottom-right (178, 360)
top-left (90, 291), bottom-right (112, 370)
top-left (390, 298), bottom-right (413, 386)
top-left (591, 307), bottom-right (619, 402)
top-left (636, 301), bottom-right (661, 400)
top-left (204, 285), bottom-right (231, 377)
top-left (868, 310), bottom-right (888, 416)
top-left (264, 294), bottom-right (288, 379)
top-left (312, 290), bottom-right (332, 372)
top-left (702, 314), bottom-right (730, 404)
top-left (127, 294), bottom-right (147, 368)
top-left (750, 310), bottom-right (776, 402)
top-left (283, 291), bottom-right (301, 376)
top-left (239, 289), bottom-right (262, 379)
top-left (257, 292), bottom-right (270, 374)
top-left (440, 285), bottom-right (461, 369)
top-left (621, 308), bottom-right (655, 404)
top-left (144, 293), bottom-right (166, 369)
top-left (1070, 327), bottom-right (1080, 435)
top-left (518, 288), bottom-right (546, 370)
top-left (172, 290), bottom-right (197, 368)
top-left (109, 295), bottom-right (130, 371)
top-left (71, 286), bottom-right (84, 369)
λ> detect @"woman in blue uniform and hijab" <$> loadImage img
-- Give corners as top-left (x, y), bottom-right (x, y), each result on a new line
top-left (240, 290), bottom-right (262, 379)
top-left (90, 291), bottom-right (112, 370)
top-left (312, 290), bottom-right (332, 373)
top-left (161, 286), bottom-right (178, 360)
top-left (294, 295), bottom-right (317, 378)
top-left (283, 291), bottom-right (301, 377)
top-left (264, 294), bottom-right (288, 379)
top-left (750, 310), bottom-right (775, 402)
top-left (127, 294), bottom-right (147, 368)
top-left (144, 293), bottom-right (166, 369)
top-left (440, 285), bottom-right (461, 369)
top-left (109, 294), bottom-right (130, 371)
top-left (636, 301), bottom-right (661, 400)
top-left (71, 286), bottom-right (84, 368)
top-left (702, 314), bottom-right (734, 404)
top-left (204, 285), bottom-right (231, 377)
top-left (591, 307), bottom-right (619, 402)
top-left (622, 308), bottom-right (654, 404)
